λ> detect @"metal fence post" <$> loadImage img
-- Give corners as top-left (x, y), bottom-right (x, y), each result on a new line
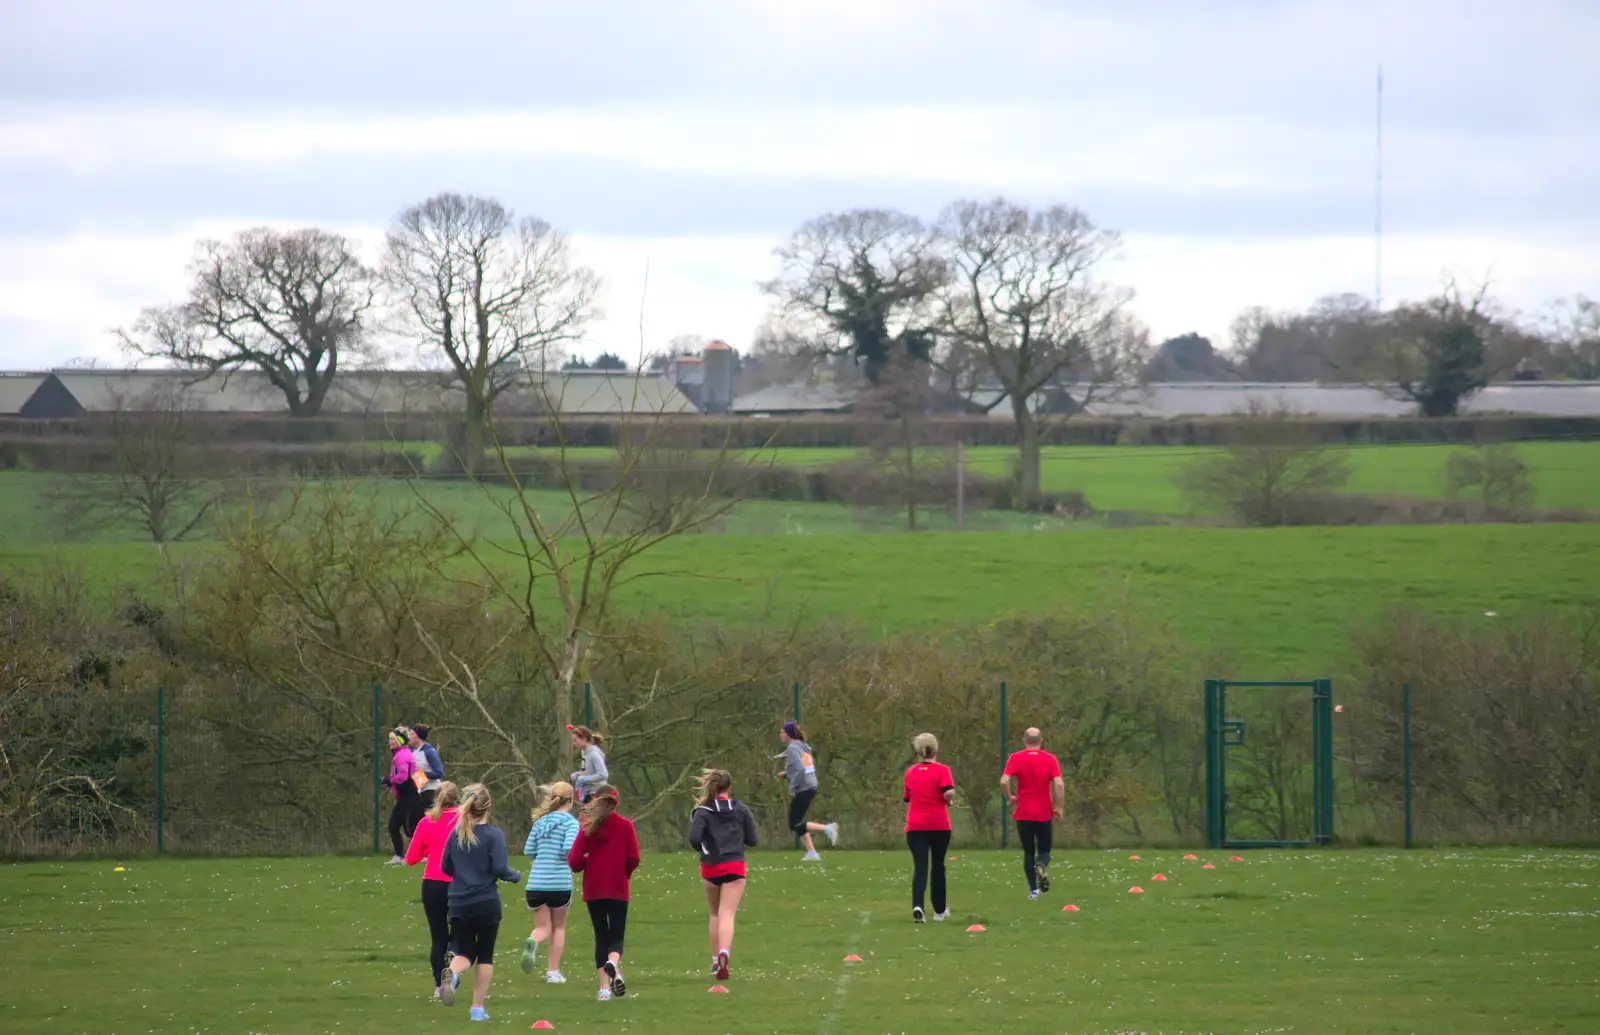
top-left (585, 682), bottom-right (593, 728)
top-left (1402, 682), bottom-right (1412, 849)
top-left (155, 685), bottom-right (165, 855)
top-left (999, 681), bottom-right (1008, 849)
top-left (372, 682), bottom-right (382, 855)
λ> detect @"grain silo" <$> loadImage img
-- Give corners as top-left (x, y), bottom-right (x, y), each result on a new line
top-left (701, 340), bottom-right (734, 414)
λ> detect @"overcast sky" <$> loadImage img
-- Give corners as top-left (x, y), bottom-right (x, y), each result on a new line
top-left (2, 0), bottom-right (1596, 369)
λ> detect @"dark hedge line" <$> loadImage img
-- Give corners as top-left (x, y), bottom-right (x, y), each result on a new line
top-left (2, 413), bottom-right (1597, 451)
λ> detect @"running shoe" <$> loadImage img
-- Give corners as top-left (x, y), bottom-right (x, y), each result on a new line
top-left (1038, 863), bottom-right (1051, 893)
top-left (604, 959), bottom-right (626, 997)
top-left (439, 967), bottom-right (458, 1006)
top-left (469, 1006), bottom-right (490, 1022)
top-left (520, 937), bottom-right (537, 974)
top-left (912, 906), bottom-right (925, 923)
top-left (825, 823), bottom-right (841, 846)
top-left (545, 971), bottom-right (566, 984)
top-left (714, 950), bottom-right (730, 981)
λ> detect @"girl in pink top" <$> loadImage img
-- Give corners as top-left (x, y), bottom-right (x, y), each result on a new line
top-left (406, 780), bottom-right (462, 998)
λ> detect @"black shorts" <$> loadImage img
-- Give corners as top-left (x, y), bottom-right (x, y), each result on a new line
top-left (703, 873), bottom-right (745, 887)
top-left (788, 788), bottom-right (817, 833)
top-left (525, 889), bottom-right (573, 910)
top-left (449, 901), bottom-right (502, 965)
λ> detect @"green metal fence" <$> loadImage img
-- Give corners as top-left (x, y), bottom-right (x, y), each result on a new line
top-left (10, 672), bottom-right (1589, 860)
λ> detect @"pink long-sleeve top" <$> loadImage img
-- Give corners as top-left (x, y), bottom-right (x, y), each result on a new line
top-left (405, 807), bottom-right (460, 882)
top-left (388, 744), bottom-right (417, 800)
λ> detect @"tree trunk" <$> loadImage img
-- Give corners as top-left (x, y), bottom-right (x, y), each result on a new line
top-left (901, 417), bottom-right (918, 531)
top-left (461, 393), bottom-right (489, 475)
top-left (1012, 397), bottom-right (1042, 510)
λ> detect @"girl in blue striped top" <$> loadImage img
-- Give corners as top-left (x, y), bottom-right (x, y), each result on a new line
top-left (520, 781), bottom-right (581, 983)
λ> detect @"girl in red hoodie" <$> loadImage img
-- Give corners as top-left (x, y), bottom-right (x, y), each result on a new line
top-left (567, 784), bottom-right (639, 1002)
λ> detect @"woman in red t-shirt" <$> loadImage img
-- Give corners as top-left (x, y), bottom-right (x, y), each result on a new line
top-left (902, 732), bottom-right (956, 923)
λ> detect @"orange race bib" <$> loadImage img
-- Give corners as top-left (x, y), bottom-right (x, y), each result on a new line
top-left (801, 752), bottom-right (815, 775)
top-left (411, 767), bottom-right (429, 790)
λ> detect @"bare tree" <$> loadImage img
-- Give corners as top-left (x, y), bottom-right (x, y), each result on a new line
top-left (382, 192), bottom-right (601, 464)
top-left (858, 354), bottom-right (952, 530)
top-left (761, 208), bottom-right (946, 385)
top-left (1175, 402), bottom-right (1350, 526)
top-left (232, 372), bottom-right (785, 803)
top-left (45, 386), bottom-right (227, 542)
top-left (119, 228), bottom-right (377, 416)
top-left (934, 198), bottom-right (1142, 509)
top-left (1539, 295), bottom-right (1600, 380)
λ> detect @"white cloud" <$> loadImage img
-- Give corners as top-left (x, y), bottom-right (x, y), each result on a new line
top-left (1, 0), bottom-right (1595, 370)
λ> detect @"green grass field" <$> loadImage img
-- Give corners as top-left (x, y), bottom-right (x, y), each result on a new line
top-left (3, 849), bottom-right (1596, 1034)
top-left (6, 523), bottom-right (1597, 673)
top-left (375, 440), bottom-right (1600, 515)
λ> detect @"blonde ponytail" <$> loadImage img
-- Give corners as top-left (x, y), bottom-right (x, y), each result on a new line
top-left (453, 782), bottom-right (493, 849)
top-left (427, 781), bottom-right (461, 822)
top-left (531, 781), bottom-right (575, 823)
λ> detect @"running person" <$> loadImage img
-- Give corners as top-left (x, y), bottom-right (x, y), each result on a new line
top-left (903, 732), bottom-right (955, 923)
top-left (520, 781), bottom-right (580, 984)
top-left (404, 780), bottom-right (461, 999)
top-left (385, 728), bottom-right (421, 865)
top-left (1000, 726), bottom-right (1065, 900)
top-left (686, 769), bottom-right (758, 981)
top-left (408, 723), bottom-right (446, 814)
top-left (438, 783), bottom-right (522, 1022)
top-left (567, 725), bottom-right (609, 804)
top-left (567, 784), bottom-right (640, 1002)
top-left (777, 722), bottom-right (839, 860)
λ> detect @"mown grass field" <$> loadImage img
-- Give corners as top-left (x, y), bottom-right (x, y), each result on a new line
top-left (6, 517), bottom-right (1597, 674)
top-left (2, 849), bottom-right (1595, 1034)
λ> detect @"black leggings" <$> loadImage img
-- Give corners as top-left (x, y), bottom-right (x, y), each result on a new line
top-left (1017, 819), bottom-right (1054, 892)
top-left (421, 878), bottom-right (452, 985)
top-left (906, 829), bottom-right (951, 913)
top-left (388, 784), bottom-right (420, 855)
top-left (587, 899), bottom-right (629, 970)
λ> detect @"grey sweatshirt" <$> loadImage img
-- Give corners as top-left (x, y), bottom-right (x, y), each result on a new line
top-left (784, 740), bottom-right (819, 794)
top-left (440, 823), bottom-right (521, 909)
top-left (575, 744), bottom-right (609, 799)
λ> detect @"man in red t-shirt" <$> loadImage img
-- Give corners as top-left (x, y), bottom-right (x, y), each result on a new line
top-left (1000, 727), bottom-right (1064, 900)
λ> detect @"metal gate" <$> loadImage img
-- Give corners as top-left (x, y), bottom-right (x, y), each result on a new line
top-left (1204, 679), bottom-right (1334, 849)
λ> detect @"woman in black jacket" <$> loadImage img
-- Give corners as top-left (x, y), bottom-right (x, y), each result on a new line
top-left (686, 769), bottom-right (757, 982)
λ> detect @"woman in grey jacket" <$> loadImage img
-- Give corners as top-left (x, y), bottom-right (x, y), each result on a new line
top-left (777, 722), bottom-right (840, 861)
top-left (686, 769), bottom-right (757, 981)
top-left (567, 725), bottom-right (609, 803)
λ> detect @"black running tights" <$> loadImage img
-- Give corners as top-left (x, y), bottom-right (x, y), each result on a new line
top-left (906, 829), bottom-right (951, 913)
